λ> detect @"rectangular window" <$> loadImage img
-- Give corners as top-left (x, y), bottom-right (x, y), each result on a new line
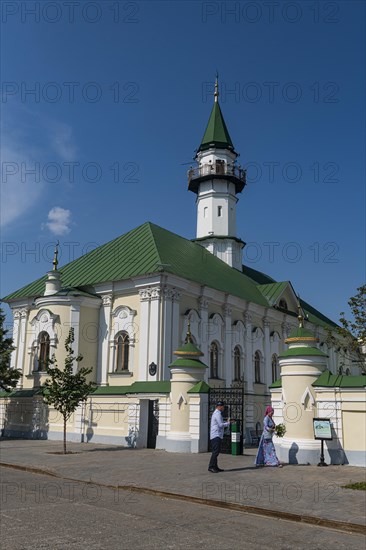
top-left (218, 206), bottom-right (222, 217)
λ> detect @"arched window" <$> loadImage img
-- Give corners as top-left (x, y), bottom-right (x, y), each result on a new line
top-left (279, 299), bottom-right (288, 310)
top-left (115, 331), bottom-right (129, 372)
top-left (38, 331), bottom-right (50, 371)
top-left (210, 342), bottom-right (219, 379)
top-left (271, 353), bottom-right (278, 382)
top-left (254, 351), bottom-right (261, 383)
top-left (234, 346), bottom-right (241, 381)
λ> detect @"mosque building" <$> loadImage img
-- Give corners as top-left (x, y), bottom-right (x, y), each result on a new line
top-left (2, 80), bottom-right (364, 465)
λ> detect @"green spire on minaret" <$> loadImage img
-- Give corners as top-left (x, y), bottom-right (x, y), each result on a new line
top-left (198, 75), bottom-right (235, 153)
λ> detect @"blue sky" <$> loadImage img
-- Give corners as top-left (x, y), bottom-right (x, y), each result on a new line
top-left (1, 0), bottom-right (365, 327)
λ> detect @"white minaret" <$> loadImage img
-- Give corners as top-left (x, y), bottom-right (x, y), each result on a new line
top-left (188, 76), bottom-right (246, 270)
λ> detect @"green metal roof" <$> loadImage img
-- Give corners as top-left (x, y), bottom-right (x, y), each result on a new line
top-left (312, 370), bottom-right (366, 388)
top-left (52, 287), bottom-right (99, 298)
top-left (3, 222), bottom-right (268, 308)
top-left (92, 386), bottom-right (130, 396)
top-left (269, 378), bottom-right (282, 389)
top-left (169, 358), bottom-right (207, 369)
top-left (257, 281), bottom-right (290, 306)
top-left (174, 341), bottom-right (204, 357)
top-left (198, 101), bottom-right (235, 152)
top-left (279, 347), bottom-right (328, 358)
top-left (3, 221), bottom-right (339, 333)
top-left (187, 380), bottom-right (211, 394)
top-left (126, 381), bottom-right (171, 393)
top-left (92, 381), bottom-right (171, 395)
top-left (242, 265), bottom-right (276, 285)
top-left (243, 266), bottom-right (337, 330)
top-left (287, 326), bottom-right (317, 339)
top-left (0, 388), bottom-right (41, 398)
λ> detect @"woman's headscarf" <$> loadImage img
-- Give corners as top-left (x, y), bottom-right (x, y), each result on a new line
top-left (265, 406), bottom-right (274, 416)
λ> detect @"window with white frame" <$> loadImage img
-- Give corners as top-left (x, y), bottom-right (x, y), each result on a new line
top-left (210, 342), bottom-right (219, 379)
top-left (234, 346), bottom-right (241, 381)
top-left (254, 350), bottom-right (261, 383)
top-left (37, 331), bottom-right (50, 372)
top-left (115, 331), bottom-right (129, 372)
top-left (271, 353), bottom-right (278, 383)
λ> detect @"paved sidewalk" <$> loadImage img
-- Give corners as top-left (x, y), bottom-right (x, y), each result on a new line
top-left (1, 439), bottom-right (365, 533)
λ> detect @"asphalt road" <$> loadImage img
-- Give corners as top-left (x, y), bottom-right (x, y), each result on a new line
top-left (1, 467), bottom-right (365, 550)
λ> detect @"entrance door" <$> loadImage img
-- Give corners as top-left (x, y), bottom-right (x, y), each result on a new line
top-left (147, 399), bottom-right (159, 449)
top-left (208, 387), bottom-right (244, 454)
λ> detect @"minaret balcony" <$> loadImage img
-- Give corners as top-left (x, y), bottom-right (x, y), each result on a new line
top-left (188, 162), bottom-right (246, 194)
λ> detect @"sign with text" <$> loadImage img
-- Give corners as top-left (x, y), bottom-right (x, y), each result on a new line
top-left (313, 418), bottom-right (332, 440)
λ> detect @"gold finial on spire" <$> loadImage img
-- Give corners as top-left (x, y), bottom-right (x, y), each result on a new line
top-left (214, 72), bottom-right (219, 103)
top-left (186, 320), bottom-right (193, 344)
top-left (52, 241), bottom-right (59, 271)
top-left (297, 295), bottom-right (304, 328)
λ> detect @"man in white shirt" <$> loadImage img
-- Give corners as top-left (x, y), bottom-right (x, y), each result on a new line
top-left (208, 401), bottom-right (231, 473)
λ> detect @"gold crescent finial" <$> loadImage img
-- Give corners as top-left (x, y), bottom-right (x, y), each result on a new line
top-left (214, 72), bottom-right (219, 103)
top-left (53, 240), bottom-right (59, 271)
top-left (297, 295), bottom-right (303, 328)
top-left (186, 320), bottom-right (192, 343)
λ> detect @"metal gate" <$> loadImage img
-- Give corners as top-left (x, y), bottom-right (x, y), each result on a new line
top-left (147, 399), bottom-right (159, 449)
top-left (208, 387), bottom-right (244, 454)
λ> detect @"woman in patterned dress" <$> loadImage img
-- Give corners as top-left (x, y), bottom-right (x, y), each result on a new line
top-left (255, 406), bottom-right (282, 467)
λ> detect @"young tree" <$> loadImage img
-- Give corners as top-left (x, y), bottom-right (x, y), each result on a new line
top-left (0, 307), bottom-right (21, 392)
top-left (327, 285), bottom-right (366, 374)
top-left (42, 328), bottom-right (96, 453)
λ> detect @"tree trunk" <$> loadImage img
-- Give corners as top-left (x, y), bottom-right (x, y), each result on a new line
top-left (63, 415), bottom-right (67, 454)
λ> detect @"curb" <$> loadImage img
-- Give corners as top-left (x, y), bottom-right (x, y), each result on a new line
top-left (1, 462), bottom-right (365, 536)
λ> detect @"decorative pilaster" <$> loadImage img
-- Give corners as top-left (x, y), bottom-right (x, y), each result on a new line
top-left (138, 286), bottom-right (164, 381)
top-left (17, 308), bottom-right (28, 376)
top-left (198, 296), bottom-right (209, 374)
top-left (263, 317), bottom-right (271, 387)
top-left (138, 289), bottom-right (150, 381)
top-left (281, 322), bottom-right (291, 349)
top-left (149, 286), bottom-right (161, 381)
top-left (171, 290), bottom-right (181, 365)
top-left (97, 294), bottom-right (112, 385)
top-left (244, 311), bottom-right (253, 393)
top-left (11, 309), bottom-right (21, 370)
top-left (223, 304), bottom-right (232, 385)
top-left (161, 287), bottom-right (175, 380)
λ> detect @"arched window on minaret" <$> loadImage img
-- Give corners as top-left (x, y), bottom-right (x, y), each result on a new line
top-left (115, 331), bottom-right (129, 372)
top-left (210, 342), bottom-right (219, 379)
top-left (37, 331), bottom-right (50, 372)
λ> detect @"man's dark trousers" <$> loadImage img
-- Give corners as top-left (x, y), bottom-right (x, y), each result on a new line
top-left (208, 436), bottom-right (222, 470)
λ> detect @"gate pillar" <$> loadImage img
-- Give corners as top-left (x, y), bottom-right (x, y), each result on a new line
top-left (161, 325), bottom-right (208, 452)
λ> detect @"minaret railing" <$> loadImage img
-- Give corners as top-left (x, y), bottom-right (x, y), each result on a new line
top-left (188, 163), bottom-right (246, 185)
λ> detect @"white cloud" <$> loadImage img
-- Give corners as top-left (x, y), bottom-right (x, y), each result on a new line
top-left (49, 122), bottom-right (77, 161)
top-left (1, 106), bottom-right (78, 228)
top-left (44, 207), bottom-right (72, 236)
top-left (0, 144), bottom-right (44, 227)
